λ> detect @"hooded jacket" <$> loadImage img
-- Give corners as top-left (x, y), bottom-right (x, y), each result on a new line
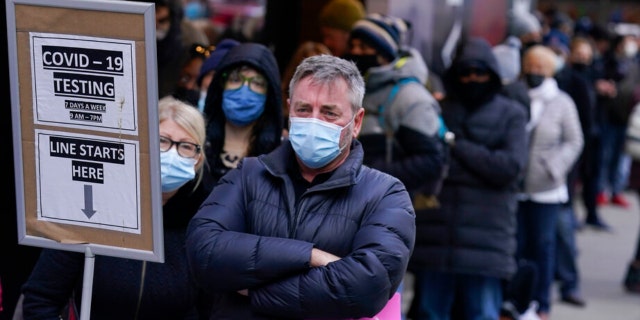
top-left (410, 38), bottom-right (528, 279)
top-left (358, 47), bottom-right (447, 195)
top-left (186, 140), bottom-right (415, 319)
top-left (202, 43), bottom-right (283, 181)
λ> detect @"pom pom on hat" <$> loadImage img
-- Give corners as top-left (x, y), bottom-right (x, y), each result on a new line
top-left (319, 0), bottom-right (365, 32)
top-left (197, 39), bottom-right (240, 86)
top-left (508, 10), bottom-right (542, 38)
top-left (350, 13), bottom-right (409, 61)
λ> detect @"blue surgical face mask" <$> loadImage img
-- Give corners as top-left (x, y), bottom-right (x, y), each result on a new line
top-left (160, 148), bottom-right (197, 192)
top-left (222, 85), bottom-right (266, 126)
top-left (288, 117), bottom-right (353, 169)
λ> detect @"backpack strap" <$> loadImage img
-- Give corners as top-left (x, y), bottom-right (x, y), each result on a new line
top-left (378, 78), bottom-right (420, 164)
top-left (377, 77), bottom-right (421, 128)
top-left (377, 77), bottom-right (451, 163)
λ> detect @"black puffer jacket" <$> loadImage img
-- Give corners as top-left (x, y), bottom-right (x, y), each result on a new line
top-left (410, 38), bottom-right (528, 280)
top-left (186, 140), bottom-right (415, 319)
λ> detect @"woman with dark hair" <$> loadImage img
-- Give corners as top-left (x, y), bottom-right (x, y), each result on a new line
top-left (202, 42), bottom-right (283, 181)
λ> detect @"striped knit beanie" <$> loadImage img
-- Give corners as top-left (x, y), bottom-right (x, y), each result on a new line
top-left (350, 13), bottom-right (409, 61)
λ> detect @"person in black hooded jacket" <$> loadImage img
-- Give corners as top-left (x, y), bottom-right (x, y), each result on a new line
top-left (201, 42), bottom-right (283, 182)
top-left (409, 37), bottom-right (528, 320)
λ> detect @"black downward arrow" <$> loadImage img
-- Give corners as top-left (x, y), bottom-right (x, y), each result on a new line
top-left (82, 184), bottom-right (97, 219)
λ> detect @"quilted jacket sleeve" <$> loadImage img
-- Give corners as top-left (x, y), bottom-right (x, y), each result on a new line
top-left (249, 175), bottom-right (415, 319)
top-left (186, 155), bottom-right (415, 319)
top-left (185, 167), bottom-right (314, 293)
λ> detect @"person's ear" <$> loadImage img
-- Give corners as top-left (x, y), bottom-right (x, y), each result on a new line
top-left (352, 108), bottom-right (365, 138)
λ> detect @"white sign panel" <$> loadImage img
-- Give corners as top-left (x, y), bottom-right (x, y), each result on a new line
top-left (36, 129), bottom-right (141, 233)
top-left (31, 32), bottom-right (138, 134)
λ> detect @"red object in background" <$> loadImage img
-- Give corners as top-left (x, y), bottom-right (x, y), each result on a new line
top-left (467, 0), bottom-right (508, 46)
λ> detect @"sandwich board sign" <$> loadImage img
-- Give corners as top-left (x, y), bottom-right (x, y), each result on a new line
top-left (7, 0), bottom-right (164, 263)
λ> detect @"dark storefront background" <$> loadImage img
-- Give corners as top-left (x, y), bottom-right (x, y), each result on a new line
top-left (263, 0), bottom-right (640, 81)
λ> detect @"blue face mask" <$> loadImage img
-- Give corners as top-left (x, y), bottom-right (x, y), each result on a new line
top-left (288, 117), bottom-right (352, 169)
top-left (222, 85), bottom-right (267, 126)
top-left (160, 149), bottom-right (197, 192)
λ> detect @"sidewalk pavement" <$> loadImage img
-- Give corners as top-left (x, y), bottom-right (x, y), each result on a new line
top-left (552, 190), bottom-right (640, 320)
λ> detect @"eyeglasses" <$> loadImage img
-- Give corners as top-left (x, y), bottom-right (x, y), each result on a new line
top-left (224, 70), bottom-right (268, 94)
top-left (159, 136), bottom-right (201, 159)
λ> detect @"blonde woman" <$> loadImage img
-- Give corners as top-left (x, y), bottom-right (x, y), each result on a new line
top-left (517, 45), bottom-right (584, 320)
top-left (21, 96), bottom-right (214, 319)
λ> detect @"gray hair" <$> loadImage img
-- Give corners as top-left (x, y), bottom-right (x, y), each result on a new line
top-left (288, 54), bottom-right (365, 114)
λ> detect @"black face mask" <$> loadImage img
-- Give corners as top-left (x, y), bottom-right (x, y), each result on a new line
top-left (342, 54), bottom-right (380, 75)
top-left (457, 81), bottom-right (494, 107)
top-left (525, 74), bottom-right (545, 88)
top-left (571, 62), bottom-right (589, 72)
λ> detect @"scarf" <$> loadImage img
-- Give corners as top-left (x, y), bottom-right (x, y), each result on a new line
top-left (526, 77), bottom-right (559, 132)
